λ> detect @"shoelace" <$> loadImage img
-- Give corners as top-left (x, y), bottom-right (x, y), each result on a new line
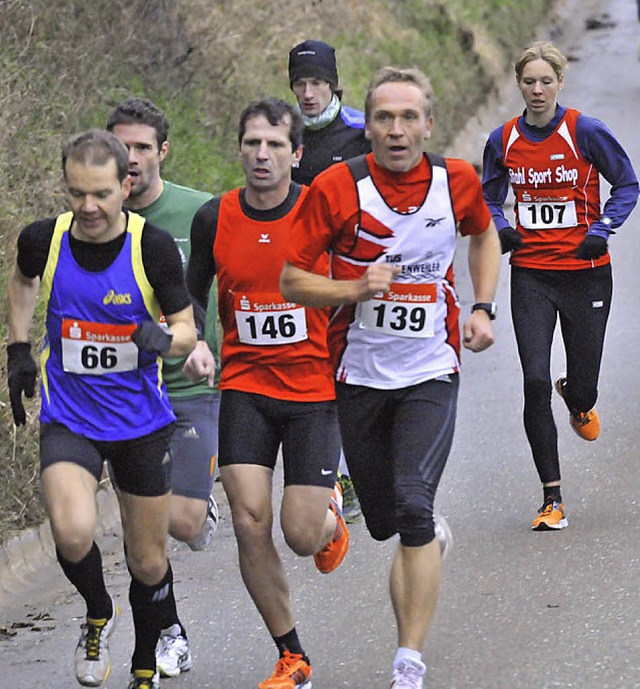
top-left (83, 622), bottom-right (104, 660)
top-left (394, 660), bottom-right (424, 687)
top-left (156, 635), bottom-right (175, 656)
top-left (157, 634), bottom-right (185, 657)
top-left (574, 411), bottom-right (591, 425)
top-left (393, 663), bottom-right (424, 689)
top-left (82, 620), bottom-right (106, 660)
top-left (272, 651), bottom-right (304, 678)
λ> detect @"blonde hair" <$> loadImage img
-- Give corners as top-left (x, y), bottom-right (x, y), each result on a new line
top-left (364, 66), bottom-right (434, 120)
top-left (514, 41), bottom-right (568, 81)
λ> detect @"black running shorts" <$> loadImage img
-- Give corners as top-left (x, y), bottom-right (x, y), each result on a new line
top-left (40, 422), bottom-right (174, 497)
top-left (336, 375), bottom-right (459, 546)
top-left (218, 389), bottom-right (341, 488)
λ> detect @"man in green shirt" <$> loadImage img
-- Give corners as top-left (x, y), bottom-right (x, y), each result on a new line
top-left (107, 98), bottom-right (220, 680)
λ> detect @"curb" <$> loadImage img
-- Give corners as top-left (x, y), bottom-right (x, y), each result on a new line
top-left (0, 484), bottom-right (120, 609)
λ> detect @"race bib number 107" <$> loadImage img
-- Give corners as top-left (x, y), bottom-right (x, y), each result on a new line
top-left (517, 189), bottom-right (577, 229)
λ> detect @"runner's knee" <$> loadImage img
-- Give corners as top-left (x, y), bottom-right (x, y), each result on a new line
top-left (523, 377), bottom-right (552, 412)
top-left (396, 483), bottom-right (435, 547)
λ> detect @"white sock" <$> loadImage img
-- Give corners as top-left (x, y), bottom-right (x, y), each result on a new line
top-left (393, 647), bottom-right (425, 671)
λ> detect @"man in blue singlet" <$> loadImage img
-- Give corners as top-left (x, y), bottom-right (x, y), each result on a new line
top-left (6, 129), bottom-right (196, 689)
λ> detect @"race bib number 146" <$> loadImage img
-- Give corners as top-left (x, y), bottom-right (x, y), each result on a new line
top-left (234, 292), bottom-right (308, 345)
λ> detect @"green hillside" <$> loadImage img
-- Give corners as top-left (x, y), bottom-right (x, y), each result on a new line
top-left (0, 0), bottom-right (553, 537)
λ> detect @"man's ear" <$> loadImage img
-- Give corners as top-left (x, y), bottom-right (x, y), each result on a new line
top-left (122, 174), bottom-right (132, 200)
top-left (424, 115), bottom-right (435, 141)
top-left (292, 144), bottom-right (304, 166)
top-left (159, 140), bottom-right (170, 163)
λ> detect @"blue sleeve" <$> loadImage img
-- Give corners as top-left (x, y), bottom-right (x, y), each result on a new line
top-left (576, 114), bottom-right (639, 236)
top-left (481, 126), bottom-right (512, 232)
top-left (340, 105), bottom-right (366, 129)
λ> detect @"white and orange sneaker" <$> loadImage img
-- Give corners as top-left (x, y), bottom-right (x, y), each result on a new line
top-left (258, 650), bottom-right (311, 689)
top-left (555, 376), bottom-right (600, 441)
top-left (314, 482), bottom-right (349, 574)
top-left (532, 500), bottom-right (568, 531)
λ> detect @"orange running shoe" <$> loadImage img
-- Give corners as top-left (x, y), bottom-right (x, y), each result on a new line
top-left (313, 482), bottom-right (349, 574)
top-left (532, 500), bottom-right (568, 531)
top-left (258, 650), bottom-right (312, 689)
top-left (554, 376), bottom-right (600, 441)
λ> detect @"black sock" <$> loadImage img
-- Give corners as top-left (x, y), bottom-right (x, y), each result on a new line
top-left (129, 560), bottom-right (180, 672)
top-left (57, 542), bottom-right (112, 619)
top-left (543, 486), bottom-right (562, 504)
top-left (124, 543), bottom-right (184, 637)
top-left (273, 627), bottom-right (308, 661)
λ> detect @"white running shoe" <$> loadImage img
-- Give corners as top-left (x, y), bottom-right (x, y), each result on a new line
top-left (434, 511), bottom-right (453, 560)
top-left (187, 494), bottom-right (219, 551)
top-left (156, 623), bottom-right (193, 677)
top-left (74, 595), bottom-right (120, 686)
top-left (391, 657), bottom-right (426, 688)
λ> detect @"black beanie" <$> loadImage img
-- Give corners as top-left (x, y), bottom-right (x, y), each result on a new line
top-left (288, 40), bottom-right (339, 89)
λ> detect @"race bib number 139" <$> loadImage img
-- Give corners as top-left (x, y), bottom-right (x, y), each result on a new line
top-left (359, 283), bottom-right (437, 338)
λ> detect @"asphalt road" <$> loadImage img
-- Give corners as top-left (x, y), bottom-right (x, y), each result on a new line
top-left (1, 0), bottom-right (639, 687)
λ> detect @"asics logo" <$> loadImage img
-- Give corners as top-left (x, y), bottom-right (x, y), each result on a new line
top-left (103, 289), bottom-right (132, 305)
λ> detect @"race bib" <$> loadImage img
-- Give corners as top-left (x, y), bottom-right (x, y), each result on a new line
top-left (517, 189), bottom-right (577, 229)
top-left (234, 292), bottom-right (307, 345)
top-left (359, 283), bottom-right (437, 338)
top-left (61, 319), bottom-right (138, 375)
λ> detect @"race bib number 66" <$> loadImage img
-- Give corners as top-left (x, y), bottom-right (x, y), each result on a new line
top-left (61, 319), bottom-right (138, 375)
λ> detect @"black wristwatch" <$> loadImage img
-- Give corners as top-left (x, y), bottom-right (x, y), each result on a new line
top-left (471, 302), bottom-right (497, 320)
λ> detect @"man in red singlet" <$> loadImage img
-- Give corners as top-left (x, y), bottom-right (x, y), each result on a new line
top-left (186, 98), bottom-right (348, 689)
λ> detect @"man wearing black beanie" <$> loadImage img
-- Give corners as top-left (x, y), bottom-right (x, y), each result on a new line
top-left (287, 39), bottom-right (371, 187)
top-left (287, 39), bottom-right (371, 526)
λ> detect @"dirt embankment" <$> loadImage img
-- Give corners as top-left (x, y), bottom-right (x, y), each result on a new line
top-left (0, 0), bottom-right (604, 544)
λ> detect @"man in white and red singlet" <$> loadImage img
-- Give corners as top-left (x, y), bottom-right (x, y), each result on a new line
top-left (186, 98), bottom-right (348, 689)
top-left (280, 67), bottom-right (501, 689)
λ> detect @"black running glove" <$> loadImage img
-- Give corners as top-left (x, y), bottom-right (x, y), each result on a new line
top-left (498, 227), bottom-right (523, 254)
top-left (576, 234), bottom-right (608, 260)
top-left (131, 321), bottom-right (173, 355)
top-left (7, 342), bottom-right (38, 426)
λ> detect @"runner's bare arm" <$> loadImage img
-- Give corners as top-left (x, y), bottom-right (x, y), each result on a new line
top-left (462, 220), bottom-right (500, 352)
top-left (280, 261), bottom-right (401, 307)
top-left (468, 220), bottom-right (500, 305)
top-left (7, 265), bottom-right (40, 344)
top-left (183, 340), bottom-right (216, 386)
top-left (163, 305), bottom-right (197, 357)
